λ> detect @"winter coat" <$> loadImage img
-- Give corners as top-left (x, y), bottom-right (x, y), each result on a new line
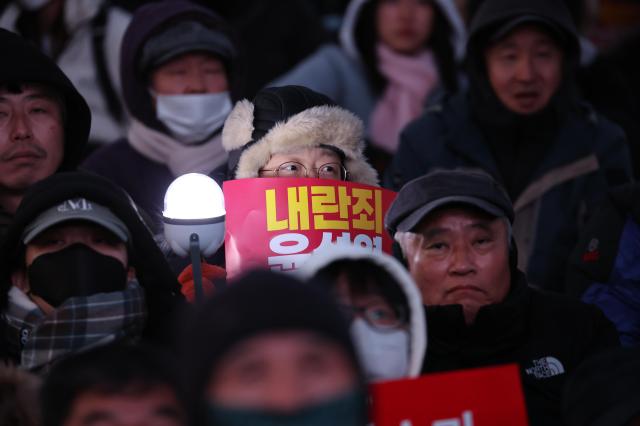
top-left (0, 0), bottom-right (130, 145)
top-left (566, 183), bottom-right (640, 347)
top-left (82, 1), bottom-right (233, 223)
top-left (386, 93), bottom-right (631, 291)
top-left (385, 0), bottom-right (633, 290)
top-left (271, 0), bottom-right (466, 134)
top-left (297, 246), bottom-right (427, 378)
top-left (424, 271), bottom-right (619, 426)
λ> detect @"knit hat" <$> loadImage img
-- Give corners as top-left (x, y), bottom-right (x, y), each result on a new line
top-left (222, 85), bottom-right (379, 185)
top-left (182, 269), bottom-right (361, 397)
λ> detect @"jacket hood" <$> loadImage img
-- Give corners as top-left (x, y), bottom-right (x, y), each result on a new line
top-left (0, 172), bottom-right (184, 338)
top-left (222, 85), bottom-right (379, 186)
top-left (120, 1), bottom-right (236, 131)
top-left (339, 0), bottom-right (467, 61)
top-left (0, 28), bottom-right (90, 171)
top-left (297, 245), bottom-right (427, 378)
top-left (467, 0), bottom-right (580, 60)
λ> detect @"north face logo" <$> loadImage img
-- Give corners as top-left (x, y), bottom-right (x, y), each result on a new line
top-left (525, 357), bottom-right (565, 379)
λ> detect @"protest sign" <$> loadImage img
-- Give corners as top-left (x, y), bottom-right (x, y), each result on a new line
top-left (224, 178), bottom-right (397, 278)
top-left (370, 364), bottom-right (529, 426)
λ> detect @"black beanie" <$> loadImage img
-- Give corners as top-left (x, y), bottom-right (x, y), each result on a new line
top-left (182, 270), bottom-right (361, 398)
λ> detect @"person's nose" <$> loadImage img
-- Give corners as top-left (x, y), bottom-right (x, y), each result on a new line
top-left (262, 375), bottom-right (307, 413)
top-left (183, 69), bottom-right (207, 94)
top-left (514, 55), bottom-right (535, 82)
top-left (10, 111), bottom-right (32, 141)
top-left (448, 244), bottom-right (476, 276)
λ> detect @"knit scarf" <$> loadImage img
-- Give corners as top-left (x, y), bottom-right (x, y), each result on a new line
top-left (2, 281), bottom-right (147, 371)
top-left (128, 119), bottom-right (228, 177)
top-left (369, 44), bottom-right (439, 153)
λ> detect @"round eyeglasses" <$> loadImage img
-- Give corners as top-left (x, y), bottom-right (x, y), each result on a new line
top-left (338, 303), bottom-right (407, 331)
top-left (259, 162), bottom-right (348, 181)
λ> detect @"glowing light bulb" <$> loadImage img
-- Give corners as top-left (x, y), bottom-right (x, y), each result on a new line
top-left (163, 173), bottom-right (225, 220)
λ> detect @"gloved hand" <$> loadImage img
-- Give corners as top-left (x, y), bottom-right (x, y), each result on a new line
top-left (178, 261), bottom-right (226, 302)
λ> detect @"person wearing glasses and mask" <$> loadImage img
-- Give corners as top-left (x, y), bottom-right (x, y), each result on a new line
top-left (222, 85), bottom-right (378, 186)
top-left (299, 245), bottom-right (426, 383)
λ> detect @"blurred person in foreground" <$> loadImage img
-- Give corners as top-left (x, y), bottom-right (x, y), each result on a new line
top-left (181, 269), bottom-right (367, 426)
top-left (0, 364), bottom-right (41, 426)
top-left (41, 343), bottom-right (188, 426)
top-left (386, 168), bottom-right (619, 425)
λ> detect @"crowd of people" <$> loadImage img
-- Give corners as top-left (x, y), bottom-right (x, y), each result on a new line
top-left (0, 0), bottom-right (639, 425)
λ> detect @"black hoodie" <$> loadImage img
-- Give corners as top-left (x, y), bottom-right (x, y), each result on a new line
top-left (0, 28), bottom-right (91, 172)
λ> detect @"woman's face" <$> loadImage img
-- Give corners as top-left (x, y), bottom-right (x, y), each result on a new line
top-left (376, 0), bottom-right (435, 55)
top-left (259, 147), bottom-right (346, 180)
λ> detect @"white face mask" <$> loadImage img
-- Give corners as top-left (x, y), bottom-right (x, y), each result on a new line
top-left (155, 92), bottom-right (232, 145)
top-left (17, 0), bottom-right (50, 11)
top-left (350, 318), bottom-right (409, 382)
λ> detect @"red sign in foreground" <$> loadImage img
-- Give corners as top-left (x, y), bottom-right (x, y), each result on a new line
top-left (223, 178), bottom-right (397, 278)
top-left (370, 364), bottom-right (529, 426)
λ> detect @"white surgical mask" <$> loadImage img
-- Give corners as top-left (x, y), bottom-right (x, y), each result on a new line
top-left (155, 92), bottom-right (232, 144)
top-left (350, 318), bottom-right (409, 382)
top-left (17, 0), bottom-right (50, 11)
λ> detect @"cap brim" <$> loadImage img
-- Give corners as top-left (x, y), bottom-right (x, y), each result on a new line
top-left (490, 15), bottom-right (565, 43)
top-left (23, 213), bottom-right (129, 244)
top-left (396, 195), bottom-right (507, 233)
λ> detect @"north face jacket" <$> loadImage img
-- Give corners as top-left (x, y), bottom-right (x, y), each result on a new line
top-left (424, 271), bottom-right (619, 426)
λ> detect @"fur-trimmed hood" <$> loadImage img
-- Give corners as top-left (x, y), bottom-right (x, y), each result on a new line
top-left (296, 245), bottom-right (426, 378)
top-left (222, 85), bottom-right (379, 186)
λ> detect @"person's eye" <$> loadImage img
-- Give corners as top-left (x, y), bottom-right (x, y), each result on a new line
top-left (425, 241), bottom-right (447, 251)
top-left (278, 162), bottom-right (304, 175)
top-left (474, 236), bottom-right (493, 247)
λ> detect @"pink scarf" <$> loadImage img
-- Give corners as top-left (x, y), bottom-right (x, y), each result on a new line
top-left (369, 44), bottom-right (439, 153)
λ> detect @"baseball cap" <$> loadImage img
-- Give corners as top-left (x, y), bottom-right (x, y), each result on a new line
top-left (489, 14), bottom-right (567, 45)
top-left (22, 198), bottom-right (130, 244)
top-left (385, 169), bottom-right (514, 235)
top-left (139, 20), bottom-right (235, 74)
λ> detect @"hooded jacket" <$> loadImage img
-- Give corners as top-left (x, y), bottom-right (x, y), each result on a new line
top-left (0, 0), bottom-right (130, 145)
top-left (297, 245), bottom-right (427, 379)
top-left (566, 183), bottom-right (640, 347)
top-left (0, 172), bottom-right (184, 349)
top-left (82, 1), bottom-right (234, 222)
top-left (272, 0), bottom-right (466, 133)
top-left (0, 28), bottom-right (90, 173)
top-left (385, 0), bottom-right (632, 291)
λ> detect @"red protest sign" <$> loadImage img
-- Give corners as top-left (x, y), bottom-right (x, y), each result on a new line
top-left (370, 364), bottom-right (529, 426)
top-left (223, 178), bottom-right (397, 278)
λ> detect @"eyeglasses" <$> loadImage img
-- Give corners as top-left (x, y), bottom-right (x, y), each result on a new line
top-left (259, 162), bottom-right (348, 181)
top-left (338, 303), bottom-right (407, 331)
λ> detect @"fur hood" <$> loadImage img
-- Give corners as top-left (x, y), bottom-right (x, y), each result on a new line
top-left (296, 245), bottom-right (426, 378)
top-left (222, 86), bottom-right (379, 186)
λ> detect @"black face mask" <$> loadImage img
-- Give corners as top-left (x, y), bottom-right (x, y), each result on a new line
top-left (27, 244), bottom-right (128, 307)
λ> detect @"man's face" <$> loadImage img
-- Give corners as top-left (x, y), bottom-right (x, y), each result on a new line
top-left (63, 385), bottom-right (186, 426)
top-left (0, 84), bottom-right (64, 192)
top-left (401, 206), bottom-right (511, 324)
top-left (207, 331), bottom-right (357, 412)
top-left (485, 24), bottom-right (564, 115)
top-left (150, 52), bottom-right (228, 95)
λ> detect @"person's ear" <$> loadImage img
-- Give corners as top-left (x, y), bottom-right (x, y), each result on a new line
top-left (11, 268), bottom-right (29, 292)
